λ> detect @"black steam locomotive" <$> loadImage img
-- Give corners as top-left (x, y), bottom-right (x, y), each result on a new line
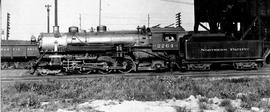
top-left (2, 0), bottom-right (270, 75)
top-left (31, 25), bottom-right (266, 75)
top-left (33, 26), bottom-right (187, 75)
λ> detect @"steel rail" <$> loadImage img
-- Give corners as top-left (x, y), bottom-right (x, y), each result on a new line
top-left (1, 69), bottom-right (270, 82)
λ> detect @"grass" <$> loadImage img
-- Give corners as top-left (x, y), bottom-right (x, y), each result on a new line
top-left (174, 106), bottom-right (191, 112)
top-left (219, 99), bottom-right (231, 107)
top-left (198, 97), bottom-right (210, 110)
top-left (1, 76), bottom-right (270, 111)
top-left (219, 99), bottom-right (236, 112)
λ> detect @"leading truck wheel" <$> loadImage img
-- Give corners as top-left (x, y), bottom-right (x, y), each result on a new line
top-left (118, 57), bottom-right (136, 74)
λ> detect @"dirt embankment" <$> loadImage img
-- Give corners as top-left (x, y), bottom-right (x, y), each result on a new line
top-left (2, 76), bottom-right (270, 112)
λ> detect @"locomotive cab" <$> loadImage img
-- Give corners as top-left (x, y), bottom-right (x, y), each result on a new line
top-left (150, 27), bottom-right (186, 51)
top-left (132, 27), bottom-right (187, 71)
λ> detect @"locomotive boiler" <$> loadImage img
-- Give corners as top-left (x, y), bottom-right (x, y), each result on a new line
top-left (40, 27), bottom-right (141, 51)
top-left (34, 26), bottom-right (186, 75)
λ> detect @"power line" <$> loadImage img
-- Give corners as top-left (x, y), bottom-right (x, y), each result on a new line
top-left (160, 0), bottom-right (193, 5)
top-left (148, 14), bottom-right (150, 27)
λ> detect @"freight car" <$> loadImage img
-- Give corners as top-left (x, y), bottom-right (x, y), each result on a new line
top-left (1, 39), bottom-right (40, 69)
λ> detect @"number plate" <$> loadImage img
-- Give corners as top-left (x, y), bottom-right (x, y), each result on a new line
top-left (152, 42), bottom-right (178, 50)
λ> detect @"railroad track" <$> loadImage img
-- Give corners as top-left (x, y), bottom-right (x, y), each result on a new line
top-left (1, 67), bottom-right (270, 82)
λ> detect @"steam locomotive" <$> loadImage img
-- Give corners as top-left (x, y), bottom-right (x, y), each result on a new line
top-left (2, 0), bottom-right (270, 75)
top-left (33, 26), bottom-right (187, 75)
top-left (31, 24), bottom-right (267, 75)
top-left (31, 0), bottom-right (270, 75)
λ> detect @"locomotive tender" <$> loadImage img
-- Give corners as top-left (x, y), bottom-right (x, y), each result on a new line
top-left (189, 0), bottom-right (270, 69)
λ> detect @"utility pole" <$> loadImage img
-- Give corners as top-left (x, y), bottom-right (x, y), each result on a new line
top-left (45, 4), bottom-right (51, 33)
top-left (147, 14), bottom-right (150, 27)
top-left (176, 12), bottom-right (181, 28)
top-left (99, 0), bottom-right (101, 26)
top-left (6, 13), bottom-right (10, 40)
top-left (0, 0), bottom-right (2, 40)
top-left (79, 14), bottom-right (82, 31)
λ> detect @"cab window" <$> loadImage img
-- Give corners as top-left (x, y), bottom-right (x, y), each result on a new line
top-left (163, 34), bottom-right (177, 42)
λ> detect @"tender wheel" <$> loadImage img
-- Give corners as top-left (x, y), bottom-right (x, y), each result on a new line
top-left (118, 57), bottom-right (136, 74)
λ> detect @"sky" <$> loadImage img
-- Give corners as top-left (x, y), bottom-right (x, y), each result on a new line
top-left (1, 0), bottom-right (194, 40)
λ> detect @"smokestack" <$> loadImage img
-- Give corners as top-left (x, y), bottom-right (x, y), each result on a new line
top-left (55, 0), bottom-right (58, 26)
top-left (53, 0), bottom-right (59, 33)
top-left (99, 0), bottom-right (101, 26)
